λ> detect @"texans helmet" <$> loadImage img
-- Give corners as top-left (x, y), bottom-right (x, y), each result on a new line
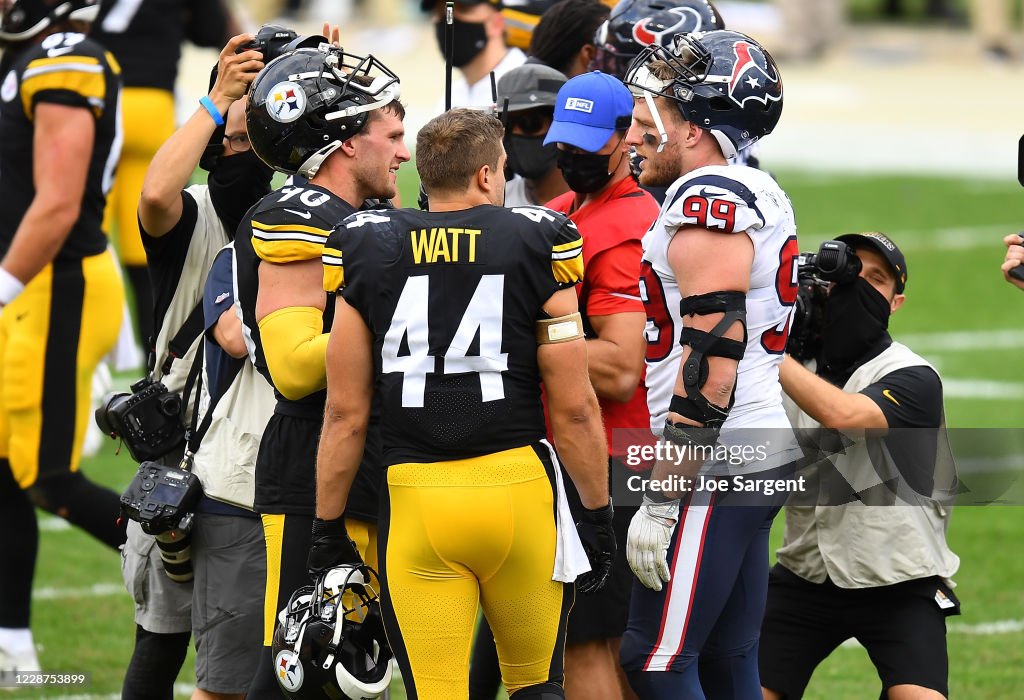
top-left (0, 0), bottom-right (98, 43)
top-left (247, 46), bottom-right (400, 178)
top-left (592, 0), bottom-right (723, 78)
top-left (624, 29), bottom-right (782, 158)
top-left (272, 565), bottom-right (394, 700)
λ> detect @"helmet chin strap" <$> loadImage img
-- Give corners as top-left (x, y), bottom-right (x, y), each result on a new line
top-left (643, 90), bottom-right (669, 154)
top-left (298, 141), bottom-right (343, 179)
top-left (710, 130), bottom-right (738, 160)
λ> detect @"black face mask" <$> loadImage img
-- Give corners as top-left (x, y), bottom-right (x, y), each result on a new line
top-left (556, 149), bottom-right (615, 194)
top-left (434, 17), bottom-right (488, 68)
top-left (208, 150), bottom-right (274, 237)
top-left (505, 135), bottom-right (558, 180)
top-left (821, 277), bottom-right (891, 371)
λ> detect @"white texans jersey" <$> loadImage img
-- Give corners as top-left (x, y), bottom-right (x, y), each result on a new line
top-left (641, 164), bottom-right (798, 432)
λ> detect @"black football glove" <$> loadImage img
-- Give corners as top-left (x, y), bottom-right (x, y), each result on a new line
top-left (575, 502), bottom-right (616, 594)
top-left (307, 517), bottom-right (362, 580)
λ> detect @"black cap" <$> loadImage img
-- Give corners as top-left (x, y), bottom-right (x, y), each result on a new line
top-left (837, 232), bottom-right (908, 293)
top-left (497, 62), bottom-right (566, 112)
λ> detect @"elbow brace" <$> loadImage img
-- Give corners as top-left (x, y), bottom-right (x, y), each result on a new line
top-left (665, 291), bottom-right (747, 446)
top-left (257, 306), bottom-right (329, 401)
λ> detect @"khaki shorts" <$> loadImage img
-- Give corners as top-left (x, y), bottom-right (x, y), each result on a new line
top-left (120, 520), bottom-right (192, 634)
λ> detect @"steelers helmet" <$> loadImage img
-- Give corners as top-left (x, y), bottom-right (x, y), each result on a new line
top-left (272, 565), bottom-right (394, 700)
top-left (247, 45), bottom-right (400, 178)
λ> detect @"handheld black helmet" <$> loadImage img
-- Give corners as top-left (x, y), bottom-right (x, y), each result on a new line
top-left (0, 0), bottom-right (98, 44)
top-left (592, 0), bottom-right (723, 78)
top-left (272, 565), bottom-right (394, 700)
top-left (624, 29), bottom-right (782, 158)
top-left (247, 45), bottom-right (400, 178)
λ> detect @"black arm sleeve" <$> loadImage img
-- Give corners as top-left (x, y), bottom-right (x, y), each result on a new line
top-left (860, 365), bottom-right (943, 429)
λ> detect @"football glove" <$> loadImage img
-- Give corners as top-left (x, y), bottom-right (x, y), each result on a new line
top-left (575, 502), bottom-right (616, 594)
top-left (627, 495), bottom-right (680, 591)
top-left (307, 517), bottom-right (362, 580)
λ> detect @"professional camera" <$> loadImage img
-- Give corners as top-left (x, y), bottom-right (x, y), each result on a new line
top-left (236, 24), bottom-right (325, 62)
top-left (121, 460), bottom-right (203, 582)
top-left (786, 240), bottom-right (862, 361)
top-left (95, 378), bottom-right (185, 463)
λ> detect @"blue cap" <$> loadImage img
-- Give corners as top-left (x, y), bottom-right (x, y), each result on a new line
top-left (544, 71), bottom-right (633, 152)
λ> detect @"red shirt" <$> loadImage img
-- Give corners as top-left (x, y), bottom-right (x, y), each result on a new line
top-left (546, 176), bottom-right (658, 462)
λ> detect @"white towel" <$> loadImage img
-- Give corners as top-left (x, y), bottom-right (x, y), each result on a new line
top-left (540, 439), bottom-right (592, 583)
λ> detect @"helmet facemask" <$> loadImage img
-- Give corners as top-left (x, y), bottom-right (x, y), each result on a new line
top-left (248, 45), bottom-right (402, 178)
top-left (273, 565), bottom-right (394, 700)
top-left (624, 30), bottom-right (781, 159)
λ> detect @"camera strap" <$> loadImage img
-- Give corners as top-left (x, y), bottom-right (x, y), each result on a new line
top-left (179, 339), bottom-right (242, 467)
top-left (149, 301), bottom-right (206, 379)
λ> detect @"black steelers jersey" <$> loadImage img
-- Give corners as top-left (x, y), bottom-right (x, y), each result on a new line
top-left (0, 33), bottom-right (121, 260)
top-left (234, 182), bottom-right (355, 414)
top-left (323, 204), bottom-right (585, 465)
top-left (91, 0), bottom-right (227, 91)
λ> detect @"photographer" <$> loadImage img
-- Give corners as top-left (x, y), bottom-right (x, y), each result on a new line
top-left (760, 233), bottom-right (961, 700)
top-left (119, 33), bottom-right (274, 700)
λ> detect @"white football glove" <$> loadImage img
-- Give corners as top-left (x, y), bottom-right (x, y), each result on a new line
top-left (627, 495), bottom-right (680, 591)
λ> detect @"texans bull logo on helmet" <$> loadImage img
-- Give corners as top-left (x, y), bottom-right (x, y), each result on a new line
top-left (726, 40), bottom-right (782, 108)
top-left (632, 7), bottom-right (707, 48)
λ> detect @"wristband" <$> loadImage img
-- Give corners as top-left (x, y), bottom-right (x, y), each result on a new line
top-left (0, 267), bottom-right (25, 305)
top-left (199, 95), bottom-right (225, 127)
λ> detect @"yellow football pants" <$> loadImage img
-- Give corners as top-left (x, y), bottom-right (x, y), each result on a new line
top-left (103, 87), bottom-right (175, 266)
top-left (0, 250), bottom-right (124, 487)
top-left (381, 445), bottom-right (572, 699)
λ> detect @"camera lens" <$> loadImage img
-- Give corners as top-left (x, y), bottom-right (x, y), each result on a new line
top-left (158, 393), bottom-right (182, 418)
top-left (155, 528), bottom-right (193, 583)
top-left (94, 392), bottom-right (128, 437)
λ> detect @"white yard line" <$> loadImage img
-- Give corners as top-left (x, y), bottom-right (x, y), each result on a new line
top-left (31, 583), bottom-right (124, 601)
top-left (900, 329), bottom-right (1024, 352)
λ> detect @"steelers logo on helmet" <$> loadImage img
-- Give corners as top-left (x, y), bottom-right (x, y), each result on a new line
top-left (266, 80), bottom-right (306, 123)
top-left (274, 649), bottom-right (304, 692)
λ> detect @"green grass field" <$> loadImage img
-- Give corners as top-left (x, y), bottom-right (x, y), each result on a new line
top-left (13, 169), bottom-right (1024, 699)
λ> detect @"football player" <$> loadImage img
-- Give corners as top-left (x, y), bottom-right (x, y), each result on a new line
top-left (312, 108), bottom-right (615, 700)
top-left (0, 0), bottom-right (128, 674)
top-left (618, 30), bottom-right (800, 697)
top-left (234, 45), bottom-right (409, 700)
